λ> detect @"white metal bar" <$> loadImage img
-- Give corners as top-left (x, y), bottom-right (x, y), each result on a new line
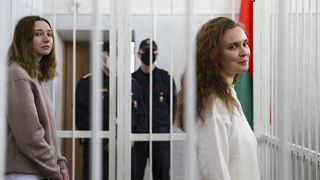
top-left (316, 0), bottom-right (320, 179)
top-left (253, 0), bottom-right (266, 178)
top-left (57, 130), bottom-right (110, 138)
top-left (148, 0), bottom-right (156, 179)
top-left (132, 133), bottom-right (186, 141)
top-left (257, 134), bottom-right (320, 161)
top-left (91, 0), bottom-right (103, 179)
top-left (271, 1), bottom-right (276, 179)
top-left (266, 1), bottom-right (272, 179)
top-left (109, 0), bottom-right (117, 179)
top-left (116, 0), bottom-right (132, 178)
top-left (31, 0), bottom-right (34, 15)
top-left (117, 0), bottom-right (125, 177)
top-left (0, 0), bottom-right (9, 179)
top-left (307, 0), bottom-right (312, 179)
top-left (185, 0), bottom-right (198, 179)
top-left (57, 131), bottom-right (187, 141)
top-left (278, 0), bottom-right (290, 179)
top-left (71, 0), bottom-right (77, 179)
top-left (123, 0), bottom-right (132, 179)
top-left (293, 0), bottom-right (299, 179)
top-left (293, 1), bottom-right (298, 179)
top-left (231, 0), bottom-right (235, 20)
top-left (210, 0), bottom-right (215, 18)
top-left (169, 0), bottom-right (174, 179)
top-left (302, 0), bottom-right (306, 178)
top-left (51, 0), bottom-right (56, 113)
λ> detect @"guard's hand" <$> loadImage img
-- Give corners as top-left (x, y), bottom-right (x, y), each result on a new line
top-left (60, 168), bottom-right (69, 180)
top-left (131, 141), bottom-right (135, 148)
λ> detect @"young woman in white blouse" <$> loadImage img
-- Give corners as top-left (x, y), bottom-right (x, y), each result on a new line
top-left (176, 17), bottom-right (260, 180)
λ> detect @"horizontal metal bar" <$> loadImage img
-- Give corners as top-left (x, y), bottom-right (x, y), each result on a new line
top-left (258, 134), bottom-right (320, 168)
top-left (57, 130), bottom-right (110, 138)
top-left (131, 133), bottom-right (187, 141)
top-left (57, 130), bottom-right (187, 141)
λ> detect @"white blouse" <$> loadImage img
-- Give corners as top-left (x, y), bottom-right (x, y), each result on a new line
top-left (196, 88), bottom-right (260, 180)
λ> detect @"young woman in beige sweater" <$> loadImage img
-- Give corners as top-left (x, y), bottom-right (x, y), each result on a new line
top-left (6, 16), bottom-right (69, 180)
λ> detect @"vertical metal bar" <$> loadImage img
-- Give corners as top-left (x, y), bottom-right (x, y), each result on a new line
top-left (169, 0), bottom-right (174, 179)
top-left (302, 0), bottom-right (306, 178)
top-left (316, 0), bottom-right (320, 179)
top-left (117, 0), bottom-right (125, 177)
top-left (185, 0), bottom-right (198, 179)
top-left (0, 0), bottom-right (9, 179)
top-left (264, 0), bottom-right (270, 175)
top-left (116, 0), bottom-right (132, 178)
top-left (278, 0), bottom-right (290, 179)
top-left (31, 0), bottom-right (34, 15)
top-left (123, 0), bottom-right (132, 179)
top-left (91, 0), bottom-right (103, 179)
top-left (293, 0), bottom-right (299, 179)
top-left (51, 0), bottom-right (56, 112)
top-left (271, 1), bottom-right (276, 179)
top-left (71, 0), bottom-right (77, 179)
top-left (149, 0), bottom-right (156, 179)
top-left (109, 0), bottom-right (117, 179)
top-left (274, 2), bottom-right (279, 177)
top-left (307, 0), bottom-right (312, 179)
top-left (231, 0), bottom-right (235, 20)
top-left (253, 1), bottom-right (266, 179)
top-left (210, 0), bottom-right (215, 18)
top-left (296, 1), bottom-right (302, 180)
top-left (288, 1), bottom-right (294, 179)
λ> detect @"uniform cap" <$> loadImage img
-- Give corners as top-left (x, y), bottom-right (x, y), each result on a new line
top-left (139, 38), bottom-right (158, 51)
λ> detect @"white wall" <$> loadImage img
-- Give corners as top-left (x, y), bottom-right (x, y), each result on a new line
top-left (43, 0), bottom-right (240, 15)
top-left (11, 0), bottom-right (44, 29)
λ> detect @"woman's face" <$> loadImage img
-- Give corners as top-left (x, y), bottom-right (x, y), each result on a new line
top-left (218, 26), bottom-right (250, 79)
top-left (33, 20), bottom-right (53, 59)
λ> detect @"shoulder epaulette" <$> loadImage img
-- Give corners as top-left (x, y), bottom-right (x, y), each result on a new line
top-left (132, 77), bottom-right (136, 81)
top-left (83, 73), bottom-right (92, 79)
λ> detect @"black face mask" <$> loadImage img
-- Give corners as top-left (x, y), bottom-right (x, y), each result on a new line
top-left (141, 51), bottom-right (156, 65)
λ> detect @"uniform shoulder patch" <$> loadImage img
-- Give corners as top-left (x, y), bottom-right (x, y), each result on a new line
top-left (83, 73), bottom-right (92, 79)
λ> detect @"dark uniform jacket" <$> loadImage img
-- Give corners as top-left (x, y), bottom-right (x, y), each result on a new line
top-left (76, 73), bottom-right (110, 131)
top-left (75, 72), bottom-right (110, 180)
top-left (132, 79), bottom-right (148, 133)
top-left (132, 67), bottom-right (177, 133)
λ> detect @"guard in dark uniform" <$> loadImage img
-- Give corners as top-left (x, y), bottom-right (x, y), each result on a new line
top-left (131, 38), bottom-right (177, 180)
top-left (75, 41), bottom-right (110, 180)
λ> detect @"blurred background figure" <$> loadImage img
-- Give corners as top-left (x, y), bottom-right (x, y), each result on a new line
top-left (131, 38), bottom-right (177, 180)
top-left (76, 41), bottom-right (110, 180)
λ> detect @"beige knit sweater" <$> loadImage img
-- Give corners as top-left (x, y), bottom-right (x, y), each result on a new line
top-left (6, 63), bottom-right (67, 180)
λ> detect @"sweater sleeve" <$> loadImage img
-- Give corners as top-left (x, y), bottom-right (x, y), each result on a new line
top-left (197, 99), bottom-right (232, 180)
top-left (7, 80), bottom-right (62, 180)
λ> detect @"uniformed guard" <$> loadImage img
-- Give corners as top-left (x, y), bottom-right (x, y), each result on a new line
top-left (75, 41), bottom-right (110, 180)
top-left (131, 38), bottom-right (177, 180)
